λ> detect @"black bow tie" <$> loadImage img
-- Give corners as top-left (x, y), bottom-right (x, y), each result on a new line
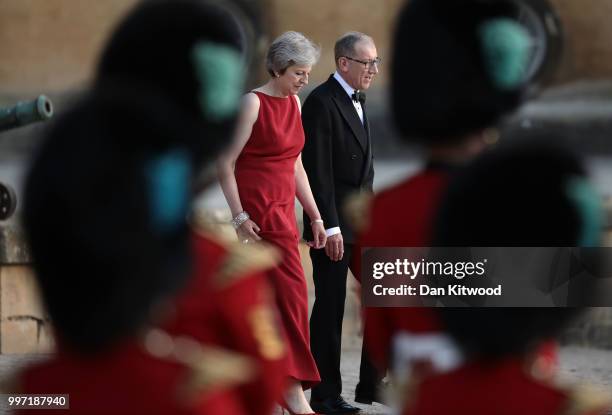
top-left (351, 91), bottom-right (366, 104)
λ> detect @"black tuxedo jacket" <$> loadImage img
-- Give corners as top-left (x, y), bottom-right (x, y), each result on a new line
top-left (301, 75), bottom-right (374, 244)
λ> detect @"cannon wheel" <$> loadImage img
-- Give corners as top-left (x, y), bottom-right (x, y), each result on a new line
top-left (0, 182), bottom-right (17, 221)
top-left (514, 0), bottom-right (564, 86)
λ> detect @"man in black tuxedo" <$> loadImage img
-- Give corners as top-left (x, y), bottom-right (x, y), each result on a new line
top-left (302, 32), bottom-right (379, 414)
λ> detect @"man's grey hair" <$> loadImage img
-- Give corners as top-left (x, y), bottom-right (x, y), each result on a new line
top-left (334, 32), bottom-right (374, 64)
top-left (265, 31), bottom-right (320, 77)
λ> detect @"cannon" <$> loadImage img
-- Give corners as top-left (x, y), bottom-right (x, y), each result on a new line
top-left (0, 95), bottom-right (55, 220)
top-left (0, 183), bottom-right (17, 221)
top-left (0, 95), bottom-right (54, 132)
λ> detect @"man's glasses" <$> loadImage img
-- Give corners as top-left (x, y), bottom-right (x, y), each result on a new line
top-left (343, 56), bottom-right (382, 69)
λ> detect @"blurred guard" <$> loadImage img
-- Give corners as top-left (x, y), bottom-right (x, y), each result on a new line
top-left (15, 89), bottom-right (250, 415)
top-left (97, 1), bottom-right (288, 413)
top-left (5, 1), bottom-right (286, 414)
top-left (400, 140), bottom-right (611, 415)
top-left (348, 0), bottom-right (535, 398)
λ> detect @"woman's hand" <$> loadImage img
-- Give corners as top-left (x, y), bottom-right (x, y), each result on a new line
top-left (236, 219), bottom-right (262, 243)
top-left (307, 221), bottom-right (327, 249)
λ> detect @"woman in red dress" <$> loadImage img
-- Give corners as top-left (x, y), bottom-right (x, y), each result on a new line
top-left (218, 31), bottom-right (326, 415)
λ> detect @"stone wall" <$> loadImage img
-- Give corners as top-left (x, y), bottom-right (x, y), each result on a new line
top-left (549, 0), bottom-right (612, 83)
top-left (263, 0), bottom-right (404, 87)
top-left (0, 223), bottom-right (52, 353)
top-left (1, 0), bottom-right (612, 96)
top-left (0, 0), bottom-right (139, 96)
top-left (0, 0), bottom-right (402, 98)
top-left (0, 0), bottom-right (139, 154)
top-left (257, 0), bottom-right (612, 87)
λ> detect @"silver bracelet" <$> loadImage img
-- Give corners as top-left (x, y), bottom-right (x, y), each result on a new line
top-left (310, 219), bottom-right (324, 226)
top-left (231, 211), bottom-right (250, 229)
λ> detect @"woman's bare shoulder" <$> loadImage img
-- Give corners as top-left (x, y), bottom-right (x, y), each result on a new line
top-left (243, 91), bottom-right (260, 104)
top-left (293, 94), bottom-right (302, 113)
top-left (241, 92), bottom-right (261, 116)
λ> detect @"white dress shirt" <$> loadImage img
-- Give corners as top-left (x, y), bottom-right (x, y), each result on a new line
top-left (333, 71), bottom-right (364, 124)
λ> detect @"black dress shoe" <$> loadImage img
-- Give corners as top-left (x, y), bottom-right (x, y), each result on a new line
top-left (310, 396), bottom-right (361, 414)
top-left (353, 394), bottom-right (378, 406)
top-left (354, 382), bottom-right (389, 406)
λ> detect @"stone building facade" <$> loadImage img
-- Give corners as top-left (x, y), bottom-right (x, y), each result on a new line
top-left (1, 0), bottom-right (612, 96)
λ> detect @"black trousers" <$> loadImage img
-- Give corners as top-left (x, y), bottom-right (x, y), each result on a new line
top-left (309, 244), bottom-right (380, 402)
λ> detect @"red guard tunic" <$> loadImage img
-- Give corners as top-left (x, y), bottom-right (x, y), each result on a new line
top-left (351, 167), bottom-right (558, 379)
top-left (350, 168), bottom-right (450, 369)
top-left (163, 228), bottom-right (287, 415)
top-left (402, 357), bottom-right (611, 415)
top-left (14, 338), bottom-right (248, 415)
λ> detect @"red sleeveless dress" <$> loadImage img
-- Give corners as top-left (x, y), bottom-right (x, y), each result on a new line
top-left (235, 91), bottom-right (320, 388)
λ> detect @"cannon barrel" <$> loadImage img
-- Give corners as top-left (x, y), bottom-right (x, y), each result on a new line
top-left (0, 95), bottom-right (54, 132)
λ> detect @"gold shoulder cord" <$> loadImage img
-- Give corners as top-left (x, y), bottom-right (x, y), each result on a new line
top-left (214, 241), bottom-right (280, 288)
top-left (343, 191), bottom-right (374, 234)
top-left (189, 209), bottom-right (285, 361)
top-left (189, 210), bottom-right (236, 245)
top-left (143, 328), bottom-right (256, 401)
top-left (525, 354), bottom-right (611, 415)
top-left (247, 303), bottom-right (285, 361)
top-left (188, 210), bottom-right (280, 287)
top-left (560, 384), bottom-right (611, 415)
top-left (217, 243), bottom-right (285, 360)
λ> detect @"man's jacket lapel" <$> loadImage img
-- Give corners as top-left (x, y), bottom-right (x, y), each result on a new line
top-left (360, 105), bottom-right (373, 187)
top-left (328, 77), bottom-right (368, 154)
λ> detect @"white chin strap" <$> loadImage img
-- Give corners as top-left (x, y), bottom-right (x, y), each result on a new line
top-left (392, 331), bottom-right (464, 384)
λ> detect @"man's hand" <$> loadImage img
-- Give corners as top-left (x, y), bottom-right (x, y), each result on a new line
top-left (325, 233), bottom-right (344, 261)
